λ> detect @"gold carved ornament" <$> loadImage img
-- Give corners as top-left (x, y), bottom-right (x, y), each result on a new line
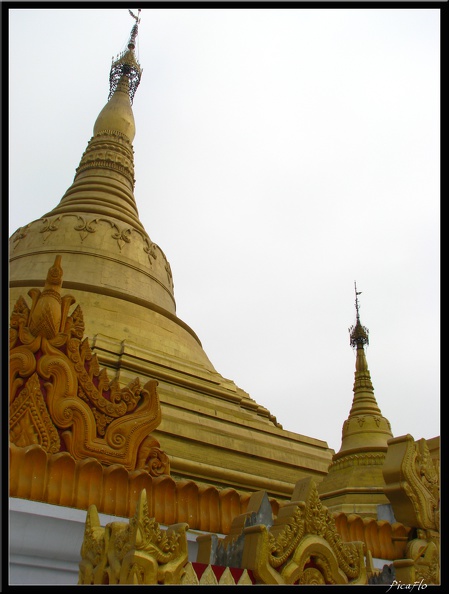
top-left (79, 488), bottom-right (255, 585)
top-left (384, 434), bottom-right (439, 532)
top-left (78, 480), bottom-right (368, 585)
top-left (241, 478), bottom-right (367, 584)
top-left (79, 489), bottom-right (188, 584)
top-left (383, 434), bottom-right (440, 584)
top-left (9, 255), bottom-right (169, 476)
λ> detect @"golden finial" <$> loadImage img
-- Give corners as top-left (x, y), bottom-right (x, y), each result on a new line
top-left (127, 9), bottom-right (141, 50)
top-left (349, 281), bottom-right (369, 348)
top-left (354, 281), bottom-right (362, 322)
top-left (108, 9), bottom-right (143, 104)
top-left (128, 9), bottom-right (141, 22)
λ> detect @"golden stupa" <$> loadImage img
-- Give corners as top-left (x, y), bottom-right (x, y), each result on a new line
top-left (318, 284), bottom-right (394, 516)
top-left (9, 8), bottom-right (333, 510)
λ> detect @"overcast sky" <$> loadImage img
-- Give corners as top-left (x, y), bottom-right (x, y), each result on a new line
top-left (9, 7), bottom-right (440, 453)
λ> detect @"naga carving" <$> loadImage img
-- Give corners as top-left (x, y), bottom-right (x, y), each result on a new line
top-left (9, 255), bottom-right (169, 476)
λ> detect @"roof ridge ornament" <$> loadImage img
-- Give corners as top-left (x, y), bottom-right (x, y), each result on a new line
top-left (349, 281), bottom-right (369, 349)
top-left (108, 9), bottom-right (143, 104)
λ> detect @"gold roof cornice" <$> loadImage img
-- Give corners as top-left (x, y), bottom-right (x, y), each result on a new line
top-left (9, 438), bottom-right (413, 563)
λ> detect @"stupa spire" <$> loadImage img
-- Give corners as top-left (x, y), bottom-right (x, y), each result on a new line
top-left (317, 284), bottom-right (395, 516)
top-left (349, 282), bottom-right (369, 349)
top-left (337, 283), bottom-right (393, 454)
top-left (346, 282), bottom-right (378, 415)
top-left (108, 9), bottom-right (143, 105)
top-left (43, 9), bottom-right (145, 231)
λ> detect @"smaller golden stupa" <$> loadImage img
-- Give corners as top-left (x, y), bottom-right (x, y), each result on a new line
top-left (318, 283), bottom-right (394, 517)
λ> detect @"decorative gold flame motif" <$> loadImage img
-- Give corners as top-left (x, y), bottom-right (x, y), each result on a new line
top-left (9, 255), bottom-right (169, 476)
top-left (383, 434), bottom-right (440, 584)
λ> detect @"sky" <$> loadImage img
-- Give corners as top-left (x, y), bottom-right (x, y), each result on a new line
top-left (8, 7), bottom-right (440, 453)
